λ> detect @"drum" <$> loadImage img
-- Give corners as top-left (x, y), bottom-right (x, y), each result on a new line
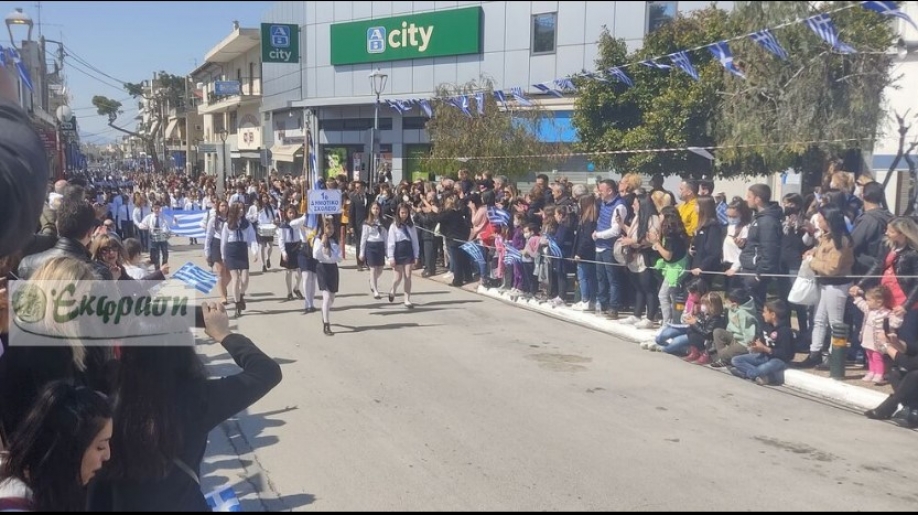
top-left (257, 223), bottom-right (277, 238)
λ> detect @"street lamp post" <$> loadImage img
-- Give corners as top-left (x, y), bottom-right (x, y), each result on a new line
top-left (217, 128), bottom-right (228, 197)
top-left (5, 8), bottom-right (33, 48)
top-left (55, 104), bottom-right (72, 180)
top-left (368, 68), bottom-right (388, 185)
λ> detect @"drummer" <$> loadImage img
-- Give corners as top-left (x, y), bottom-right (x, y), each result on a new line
top-left (248, 192), bottom-right (279, 272)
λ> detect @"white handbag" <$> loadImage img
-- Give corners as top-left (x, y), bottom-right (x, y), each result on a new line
top-left (788, 259), bottom-right (819, 306)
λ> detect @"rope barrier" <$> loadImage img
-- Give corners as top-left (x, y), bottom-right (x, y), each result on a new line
top-left (371, 211), bottom-right (904, 283)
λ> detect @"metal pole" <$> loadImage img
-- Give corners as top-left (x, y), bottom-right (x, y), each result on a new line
top-left (372, 93), bottom-right (379, 185)
top-left (184, 76), bottom-right (193, 178)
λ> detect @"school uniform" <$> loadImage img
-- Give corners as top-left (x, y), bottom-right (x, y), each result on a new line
top-left (252, 205), bottom-right (278, 245)
top-left (278, 222), bottom-right (302, 270)
top-left (138, 212), bottom-right (171, 268)
top-left (204, 215), bottom-right (226, 267)
top-left (220, 220), bottom-right (258, 271)
top-left (313, 240), bottom-right (343, 293)
top-left (360, 222), bottom-right (388, 267)
top-left (288, 215), bottom-right (317, 273)
top-left (387, 221), bottom-right (420, 266)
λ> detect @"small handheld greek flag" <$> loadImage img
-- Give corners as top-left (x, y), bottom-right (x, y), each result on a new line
top-left (460, 241), bottom-right (486, 267)
top-left (487, 206), bottom-right (511, 227)
top-left (205, 485), bottom-right (241, 512)
top-left (545, 236), bottom-right (563, 258)
top-left (504, 246), bottom-right (523, 265)
top-left (172, 262), bottom-right (218, 293)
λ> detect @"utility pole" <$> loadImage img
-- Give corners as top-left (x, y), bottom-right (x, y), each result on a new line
top-left (184, 75), bottom-right (193, 178)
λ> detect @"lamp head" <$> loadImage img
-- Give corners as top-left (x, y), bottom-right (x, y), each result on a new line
top-left (368, 68), bottom-right (388, 96)
top-left (5, 7), bottom-right (33, 47)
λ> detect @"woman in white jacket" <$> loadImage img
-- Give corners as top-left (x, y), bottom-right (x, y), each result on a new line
top-left (386, 203), bottom-right (420, 308)
top-left (314, 218), bottom-right (343, 336)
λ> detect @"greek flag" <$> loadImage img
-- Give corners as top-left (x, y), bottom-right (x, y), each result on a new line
top-left (418, 99), bottom-right (433, 118)
top-left (708, 41), bottom-right (746, 79)
top-left (460, 241), bottom-right (486, 267)
top-left (510, 87), bottom-right (532, 107)
top-left (204, 485), bottom-right (241, 512)
top-left (0, 46), bottom-right (33, 91)
top-left (641, 59), bottom-right (671, 70)
top-left (161, 208), bottom-right (207, 239)
top-left (861, 1), bottom-right (918, 31)
top-left (607, 66), bottom-right (634, 87)
top-left (750, 29), bottom-right (789, 60)
top-left (545, 236), bottom-right (563, 258)
top-left (533, 83), bottom-right (564, 98)
top-left (172, 262), bottom-right (218, 294)
top-left (670, 51), bottom-right (699, 81)
top-left (487, 206), bottom-right (511, 227)
top-left (460, 95), bottom-right (472, 116)
top-left (494, 90), bottom-right (508, 107)
top-left (504, 245), bottom-right (523, 265)
top-left (475, 92), bottom-right (486, 115)
top-left (805, 14), bottom-right (857, 54)
top-left (554, 78), bottom-right (576, 91)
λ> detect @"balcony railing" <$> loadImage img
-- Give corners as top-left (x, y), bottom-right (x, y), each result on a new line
top-left (204, 77), bottom-right (262, 106)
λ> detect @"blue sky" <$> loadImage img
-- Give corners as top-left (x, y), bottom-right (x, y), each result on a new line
top-left (0, 1), bottom-right (274, 143)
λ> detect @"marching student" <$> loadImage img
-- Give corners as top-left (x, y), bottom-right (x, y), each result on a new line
top-left (279, 205), bottom-right (305, 301)
top-left (288, 211), bottom-right (319, 314)
top-left (359, 202), bottom-right (388, 299)
top-left (220, 202), bottom-right (259, 318)
top-left (204, 200), bottom-right (231, 304)
top-left (249, 193), bottom-right (279, 272)
top-left (314, 218), bottom-right (343, 336)
top-left (137, 201), bottom-right (171, 271)
top-left (387, 203), bottom-right (420, 308)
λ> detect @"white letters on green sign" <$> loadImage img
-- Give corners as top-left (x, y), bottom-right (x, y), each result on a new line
top-left (387, 22), bottom-right (434, 52)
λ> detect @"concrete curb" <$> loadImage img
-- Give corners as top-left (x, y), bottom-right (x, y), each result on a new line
top-left (343, 245), bottom-right (888, 413)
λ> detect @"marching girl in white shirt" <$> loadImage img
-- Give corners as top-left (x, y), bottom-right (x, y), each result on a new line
top-left (386, 203), bottom-right (420, 308)
top-left (288, 211), bottom-right (319, 314)
top-left (204, 199), bottom-right (231, 304)
top-left (314, 218), bottom-right (343, 336)
top-left (359, 203), bottom-right (388, 300)
top-left (221, 201), bottom-right (260, 318)
top-left (248, 194), bottom-right (279, 272)
top-left (278, 205), bottom-right (305, 301)
top-left (132, 193), bottom-right (152, 252)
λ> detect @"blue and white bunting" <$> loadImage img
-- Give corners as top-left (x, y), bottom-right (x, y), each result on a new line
top-left (669, 51), bottom-right (700, 81)
top-left (510, 87), bottom-right (532, 107)
top-left (554, 78), bottom-right (576, 91)
top-left (805, 14), bottom-right (857, 54)
top-left (533, 83), bottom-right (564, 98)
top-left (861, 1), bottom-right (918, 31)
top-left (2, 46), bottom-right (33, 91)
top-left (750, 29), bottom-right (789, 60)
top-left (607, 66), bottom-right (634, 87)
top-left (708, 41), bottom-right (746, 79)
top-left (494, 90), bottom-right (508, 107)
top-left (641, 59), bottom-right (672, 70)
top-left (418, 98), bottom-right (433, 118)
top-left (475, 91), bottom-right (485, 115)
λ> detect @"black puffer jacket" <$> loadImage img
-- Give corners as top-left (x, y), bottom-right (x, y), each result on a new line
top-left (851, 207), bottom-right (893, 275)
top-left (739, 202), bottom-right (783, 275)
top-left (859, 246), bottom-right (918, 308)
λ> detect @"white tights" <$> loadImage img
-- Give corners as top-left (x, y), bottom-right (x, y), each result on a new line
top-left (370, 266), bottom-right (383, 293)
top-left (285, 269), bottom-right (302, 295)
top-left (260, 243), bottom-right (273, 264)
top-left (302, 271), bottom-right (317, 308)
top-left (390, 264), bottom-right (413, 303)
top-left (322, 290), bottom-right (335, 323)
top-left (230, 269), bottom-right (249, 303)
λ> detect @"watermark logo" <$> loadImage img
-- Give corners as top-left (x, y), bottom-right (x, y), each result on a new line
top-left (9, 280), bottom-right (197, 347)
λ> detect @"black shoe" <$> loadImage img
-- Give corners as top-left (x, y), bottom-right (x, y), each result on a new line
top-left (234, 302), bottom-right (242, 318)
top-left (286, 293), bottom-right (294, 301)
top-left (267, 258), bottom-right (271, 269)
top-left (388, 292), bottom-right (395, 303)
top-left (307, 307), bottom-right (317, 314)
top-left (293, 289), bottom-right (304, 300)
top-left (794, 352), bottom-right (823, 369)
top-left (606, 310), bottom-right (619, 321)
top-left (892, 408), bottom-right (918, 429)
top-left (323, 323), bottom-right (334, 336)
top-left (711, 360), bottom-right (729, 369)
top-left (866, 395), bottom-right (901, 421)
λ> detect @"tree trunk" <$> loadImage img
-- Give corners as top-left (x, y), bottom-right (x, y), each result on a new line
top-left (145, 139), bottom-right (162, 173)
top-left (904, 142), bottom-right (918, 216)
top-left (882, 111), bottom-right (910, 190)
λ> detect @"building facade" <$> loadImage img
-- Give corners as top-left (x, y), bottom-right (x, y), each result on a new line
top-left (260, 1), bottom-right (735, 184)
top-left (191, 22), bottom-right (266, 183)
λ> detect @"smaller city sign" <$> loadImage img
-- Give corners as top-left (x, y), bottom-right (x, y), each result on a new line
top-left (262, 23), bottom-right (300, 64)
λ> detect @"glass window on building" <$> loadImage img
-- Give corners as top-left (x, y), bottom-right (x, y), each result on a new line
top-left (229, 111), bottom-right (238, 134)
top-left (404, 144), bottom-right (432, 182)
top-left (531, 13), bottom-right (557, 55)
top-left (646, 1), bottom-right (677, 34)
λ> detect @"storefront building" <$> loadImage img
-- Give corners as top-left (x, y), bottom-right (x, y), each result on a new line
top-left (260, 1), bottom-right (735, 183)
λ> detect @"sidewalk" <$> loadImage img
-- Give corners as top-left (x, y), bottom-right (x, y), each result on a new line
top-left (343, 245), bottom-right (889, 414)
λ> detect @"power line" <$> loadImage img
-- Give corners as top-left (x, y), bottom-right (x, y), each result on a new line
top-left (61, 43), bottom-right (131, 86)
top-left (65, 57), bottom-right (126, 93)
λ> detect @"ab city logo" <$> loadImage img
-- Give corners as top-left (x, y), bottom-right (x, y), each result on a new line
top-left (367, 22), bottom-right (435, 54)
top-left (367, 26), bottom-right (386, 54)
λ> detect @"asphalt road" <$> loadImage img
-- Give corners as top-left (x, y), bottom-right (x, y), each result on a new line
top-left (164, 245), bottom-right (918, 511)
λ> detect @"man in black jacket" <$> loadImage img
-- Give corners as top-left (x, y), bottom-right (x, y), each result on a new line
top-left (730, 183), bottom-right (782, 314)
top-left (851, 182), bottom-right (893, 276)
top-left (17, 196), bottom-right (114, 280)
top-left (348, 181), bottom-right (373, 270)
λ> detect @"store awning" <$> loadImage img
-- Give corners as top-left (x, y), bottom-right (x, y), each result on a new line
top-left (270, 143), bottom-right (303, 163)
top-left (164, 119), bottom-right (180, 139)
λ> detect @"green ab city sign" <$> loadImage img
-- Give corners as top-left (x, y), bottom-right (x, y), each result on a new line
top-left (262, 23), bottom-right (300, 64)
top-left (330, 6), bottom-right (482, 66)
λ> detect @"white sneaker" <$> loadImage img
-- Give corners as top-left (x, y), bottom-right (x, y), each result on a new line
top-left (649, 343), bottom-right (665, 352)
top-left (862, 372), bottom-right (876, 382)
top-left (640, 341), bottom-right (655, 350)
top-left (635, 319), bottom-right (655, 330)
top-left (620, 316), bottom-right (640, 325)
top-left (571, 301), bottom-right (586, 311)
top-left (444, 272), bottom-right (454, 280)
